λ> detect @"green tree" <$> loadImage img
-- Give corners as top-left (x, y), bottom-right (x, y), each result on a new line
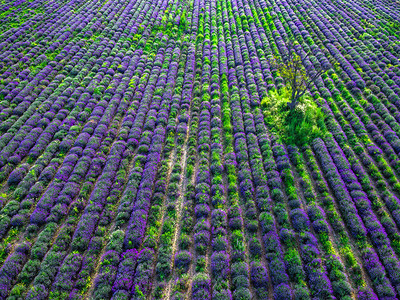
top-left (269, 39), bottom-right (330, 109)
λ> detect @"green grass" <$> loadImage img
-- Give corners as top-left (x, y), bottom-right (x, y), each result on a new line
top-left (261, 87), bottom-right (326, 146)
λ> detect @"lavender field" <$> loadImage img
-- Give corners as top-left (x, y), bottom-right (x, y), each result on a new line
top-left (0, 0), bottom-right (400, 299)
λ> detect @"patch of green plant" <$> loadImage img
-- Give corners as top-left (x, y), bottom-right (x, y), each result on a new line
top-left (261, 87), bottom-right (326, 146)
top-left (0, 227), bottom-right (20, 264)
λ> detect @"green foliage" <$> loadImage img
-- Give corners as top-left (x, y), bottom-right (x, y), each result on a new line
top-left (195, 257), bottom-right (206, 273)
top-left (261, 87), bottom-right (326, 146)
top-left (134, 285), bottom-right (146, 299)
top-left (0, 228), bottom-right (20, 264)
top-left (9, 283), bottom-right (26, 297)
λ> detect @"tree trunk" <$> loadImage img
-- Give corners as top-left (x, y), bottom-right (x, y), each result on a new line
top-left (288, 99), bottom-right (297, 110)
top-left (288, 95), bottom-right (298, 110)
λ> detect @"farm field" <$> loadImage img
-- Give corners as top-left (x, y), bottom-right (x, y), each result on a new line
top-left (0, 0), bottom-right (400, 299)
